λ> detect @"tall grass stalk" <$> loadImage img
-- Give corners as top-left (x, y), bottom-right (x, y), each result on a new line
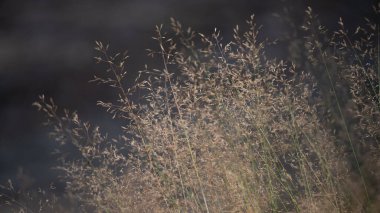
top-left (4, 5), bottom-right (379, 212)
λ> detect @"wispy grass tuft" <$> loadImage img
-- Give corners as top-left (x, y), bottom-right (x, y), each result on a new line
top-left (2, 4), bottom-right (380, 213)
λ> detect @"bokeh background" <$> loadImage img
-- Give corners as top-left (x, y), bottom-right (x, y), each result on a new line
top-left (0, 0), bottom-right (376, 192)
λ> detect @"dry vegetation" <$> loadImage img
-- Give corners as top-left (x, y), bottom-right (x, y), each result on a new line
top-left (2, 5), bottom-right (380, 212)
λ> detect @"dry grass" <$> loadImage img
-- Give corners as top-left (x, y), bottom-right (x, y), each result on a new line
top-left (2, 4), bottom-right (380, 212)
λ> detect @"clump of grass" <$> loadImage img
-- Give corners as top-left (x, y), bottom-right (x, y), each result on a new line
top-left (300, 5), bottom-right (380, 212)
top-left (7, 4), bottom-right (379, 212)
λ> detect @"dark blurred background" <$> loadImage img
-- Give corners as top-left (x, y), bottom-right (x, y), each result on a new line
top-left (0, 0), bottom-right (376, 192)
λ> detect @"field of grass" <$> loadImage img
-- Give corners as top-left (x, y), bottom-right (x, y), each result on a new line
top-left (2, 5), bottom-right (380, 212)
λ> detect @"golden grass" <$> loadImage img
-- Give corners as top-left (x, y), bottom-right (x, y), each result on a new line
top-left (2, 4), bottom-right (380, 212)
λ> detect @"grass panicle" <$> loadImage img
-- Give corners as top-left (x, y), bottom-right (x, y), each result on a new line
top-left (2, 5), bottom-right (380, 212)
